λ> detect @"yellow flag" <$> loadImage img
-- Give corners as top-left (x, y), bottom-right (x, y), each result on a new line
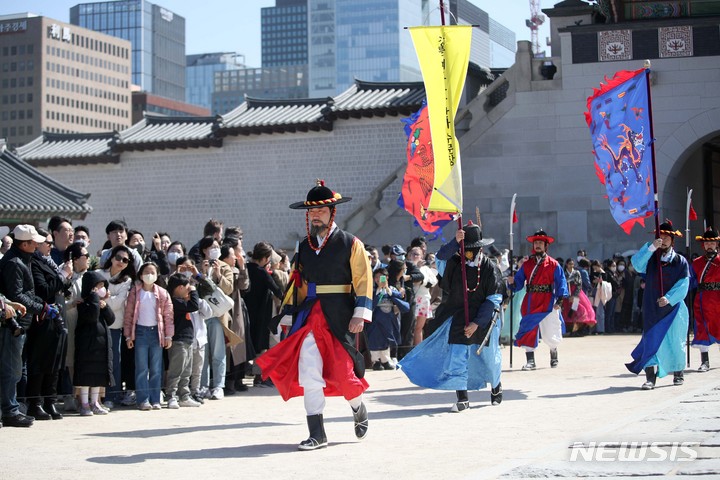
top-left (409, 25), bottom-right (471, 213)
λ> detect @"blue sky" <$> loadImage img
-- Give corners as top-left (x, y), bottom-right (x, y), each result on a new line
top-left (1, 0), bottom-right (557, 67)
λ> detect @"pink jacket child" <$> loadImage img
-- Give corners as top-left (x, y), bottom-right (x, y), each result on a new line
top-left (123, 282), bottom-right (174, 347)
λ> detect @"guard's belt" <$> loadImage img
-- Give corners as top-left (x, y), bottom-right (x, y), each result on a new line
top-left (527, 284), bottom-right (552, 294)
top-left (315, 284), bottom-right (352, 294)
top-left (699, 282), bottom-right (720, 291)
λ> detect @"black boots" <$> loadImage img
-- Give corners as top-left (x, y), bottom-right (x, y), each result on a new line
top-left (26, 401), bottom-right (51, 421)
top-left (491, 383), bottom-right (503, 405)
top-left (550, 349), bottom-right (559, 368)
top-left (451, 390), bottom-right (469, 412)
top-left (642, 367), bottom-right (657, 390)
top-left (699, 352), bottom-right (710, 372)
top-left (522, 351), bottom-right (536, 371)
top-left (352, 403), bottom-right (369, 439)
top-left (298, 414), bottom-right (328, 451)
top-left (673, 371), bottom-right (684, 386)
top-left (43, 399), bottom-right (63, 420)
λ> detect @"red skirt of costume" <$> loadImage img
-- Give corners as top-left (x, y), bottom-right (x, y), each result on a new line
top-left (255, 302), bottom-right (369, 401)
top-left (561, 286), bottom-right (596, 325)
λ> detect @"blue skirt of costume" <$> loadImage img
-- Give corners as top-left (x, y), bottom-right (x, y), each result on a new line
top-left (398, 314), bottom-right (502, 391)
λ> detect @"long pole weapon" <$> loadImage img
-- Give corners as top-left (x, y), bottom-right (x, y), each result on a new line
top-left (509, 193), bottom-right (517, 368)
top-left (686, 188), bottom-right (693, 367)
top-left (437, 0), bottom-right (469, 326)
top-left (645, 64), bottom-right (664, 297)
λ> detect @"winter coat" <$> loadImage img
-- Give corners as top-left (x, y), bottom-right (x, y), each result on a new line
top-left (26, 252), bottom-right (68, 375)
top-left (123, 282), bottom-right (174, 347)
top-left (0, 245), bottom-right (45, 328)
top-left (74, 270), bottom-right (114, 387)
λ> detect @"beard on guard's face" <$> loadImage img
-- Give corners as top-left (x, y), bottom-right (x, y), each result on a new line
top-left (309, 223), bottom-right (328, 237)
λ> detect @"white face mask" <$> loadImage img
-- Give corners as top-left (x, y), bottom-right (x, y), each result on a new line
top-left (142, 273), bottom-right (157, 285)
top-left (181, 270), bottom-right (192, 279)
top-left (96, 287), bottom-right (107, 298)
top-left (208, 248), bottom-right (221, 260)
top-left (617, 265), bottom-right (625, 272)
top-left (167, 251), bottom-right (181, 266)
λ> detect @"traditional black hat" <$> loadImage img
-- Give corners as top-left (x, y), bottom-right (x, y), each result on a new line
top-left (695, 226), bottom-right (720, 242)
top-left (653, 219), bottom-right (683, 237)
top-left (527, 229), bottom-right (555, 244)
top-left (463, 221), bottom-right (494, 248)
top-left (289, 179), bottom-right (352, 210)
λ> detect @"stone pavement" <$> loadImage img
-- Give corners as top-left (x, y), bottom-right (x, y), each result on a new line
top-left (4, 334), bottom-right (720, 479)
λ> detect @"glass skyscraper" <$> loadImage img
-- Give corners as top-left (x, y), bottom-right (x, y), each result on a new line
top-left (304, 0), bottom-right (514, 97)
top-left (70, 0), bottom-right (186, 101)
top-left (262, 0), bottom-right (308, 67)
top-left (186, 52), bottom-right (245, 110)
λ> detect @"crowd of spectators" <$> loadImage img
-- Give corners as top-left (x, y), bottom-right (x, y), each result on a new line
top-left (0, 216), bottom-right (676, 429)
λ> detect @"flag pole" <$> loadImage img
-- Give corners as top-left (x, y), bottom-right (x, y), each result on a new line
top-left (644, 63), bottom-right (664, 295)
top-left (509, 193), bottom-right (517, 368)
top-left (686, 188), bottom-right (693, 367)
top-left (437, 0), bottom-right (469, 326)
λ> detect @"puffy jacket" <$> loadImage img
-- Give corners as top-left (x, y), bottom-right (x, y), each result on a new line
top-left (123, 282), bottom-right (174, 347)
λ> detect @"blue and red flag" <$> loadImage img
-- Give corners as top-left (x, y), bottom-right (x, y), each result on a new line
top-left (585, 68), bottom-right (655, 234)
top-left (398, 101), bottom-right (455, 235)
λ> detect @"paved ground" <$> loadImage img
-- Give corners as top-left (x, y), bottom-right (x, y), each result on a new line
top-left (4, 334), bottom-right (720, 479)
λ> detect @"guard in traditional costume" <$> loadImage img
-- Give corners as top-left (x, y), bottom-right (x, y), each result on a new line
top-left (255, 180), bottom-right (373, 451)
top-left (399, 222), bottom-right (504, 411)
top-left (510, 229), bottom-right (568, 370)
top-left (690, 227), bottom-right (720, 372)
top-left (627, 220), bottom-right (689, 389)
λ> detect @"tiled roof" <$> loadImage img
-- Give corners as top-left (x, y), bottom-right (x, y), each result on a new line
top-left (331, 80), bottom-right (426, 119)
top-left (16, 132), bottom-right (119, 167)
top-left (11, 79), bottom-right (435, 158)
top-left (116, 113), bottom-right (222, 151)
top-left (0, 144), bottom-right (92, 221)
top-left (219, 97), bottom-right (334, 136)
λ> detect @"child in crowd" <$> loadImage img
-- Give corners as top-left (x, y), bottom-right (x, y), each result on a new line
top-left (74, 270), bottom-right (115, 416)
top-left (175, 257), bottom-right (214, 404)
top-left (123, 262), bottom-right (174, 410)
top-left (165, 273), bottom-right (202, 408)
top-left (366, 268), bottom-right (409, 370)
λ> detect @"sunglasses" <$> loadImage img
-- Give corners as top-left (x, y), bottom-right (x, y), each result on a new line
top-left (77, 253), bottom-right (90, 258)
top-left (114, 255), bottom-right (130, 264)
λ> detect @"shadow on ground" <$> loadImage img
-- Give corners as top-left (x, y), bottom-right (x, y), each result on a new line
top-left (85, 421), bottom-right (292, 438)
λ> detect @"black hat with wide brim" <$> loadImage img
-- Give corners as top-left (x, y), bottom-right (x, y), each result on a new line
top-left (463, 222), bottom-right (494, 248)
top-left (696, 227), bottom-right (720, 242)
top-left (289, 179), bottom-right (352, 210)
top-left (653, 219), bottom-right (683, 238)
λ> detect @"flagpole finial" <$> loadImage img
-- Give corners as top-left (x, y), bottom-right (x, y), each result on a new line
top-left (644, 59), bottom-right (651, 69)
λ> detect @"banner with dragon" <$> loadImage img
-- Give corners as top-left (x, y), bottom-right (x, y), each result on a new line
top-left (585, 68), bottom-right (655, 234)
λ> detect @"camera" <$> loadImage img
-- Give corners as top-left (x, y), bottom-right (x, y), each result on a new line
top-left (2, 317), bottom-right (25, 337)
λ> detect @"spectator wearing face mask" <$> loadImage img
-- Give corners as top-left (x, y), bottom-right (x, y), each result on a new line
top-left (188, 219), bottom-right (224, 264)
top-left (123, 262), bottom-right (174, 410)
top-left (98, 245), bottom-right (136, 409)
top-left (73, 225), bottom-right (100, 270)
top-left (198, 236), bottom-right (234, 400)
top-left (74, 271), bottom-right (115, 416)
top-left (127, 230), bottom-right (170, 277)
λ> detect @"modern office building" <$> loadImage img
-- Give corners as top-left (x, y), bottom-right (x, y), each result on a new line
top-left (212, 64), bottom-right (308, 115)
top-left (307, 0), bottom-right (515, 97)
top-left (70, 0), bottom-right (186, 102)
top-left (186, 52), bottom-right (245, 111)
top-left (261, 0), bottom-right (308, 67)
top-left (0, 13), bottom-right (131, 148)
